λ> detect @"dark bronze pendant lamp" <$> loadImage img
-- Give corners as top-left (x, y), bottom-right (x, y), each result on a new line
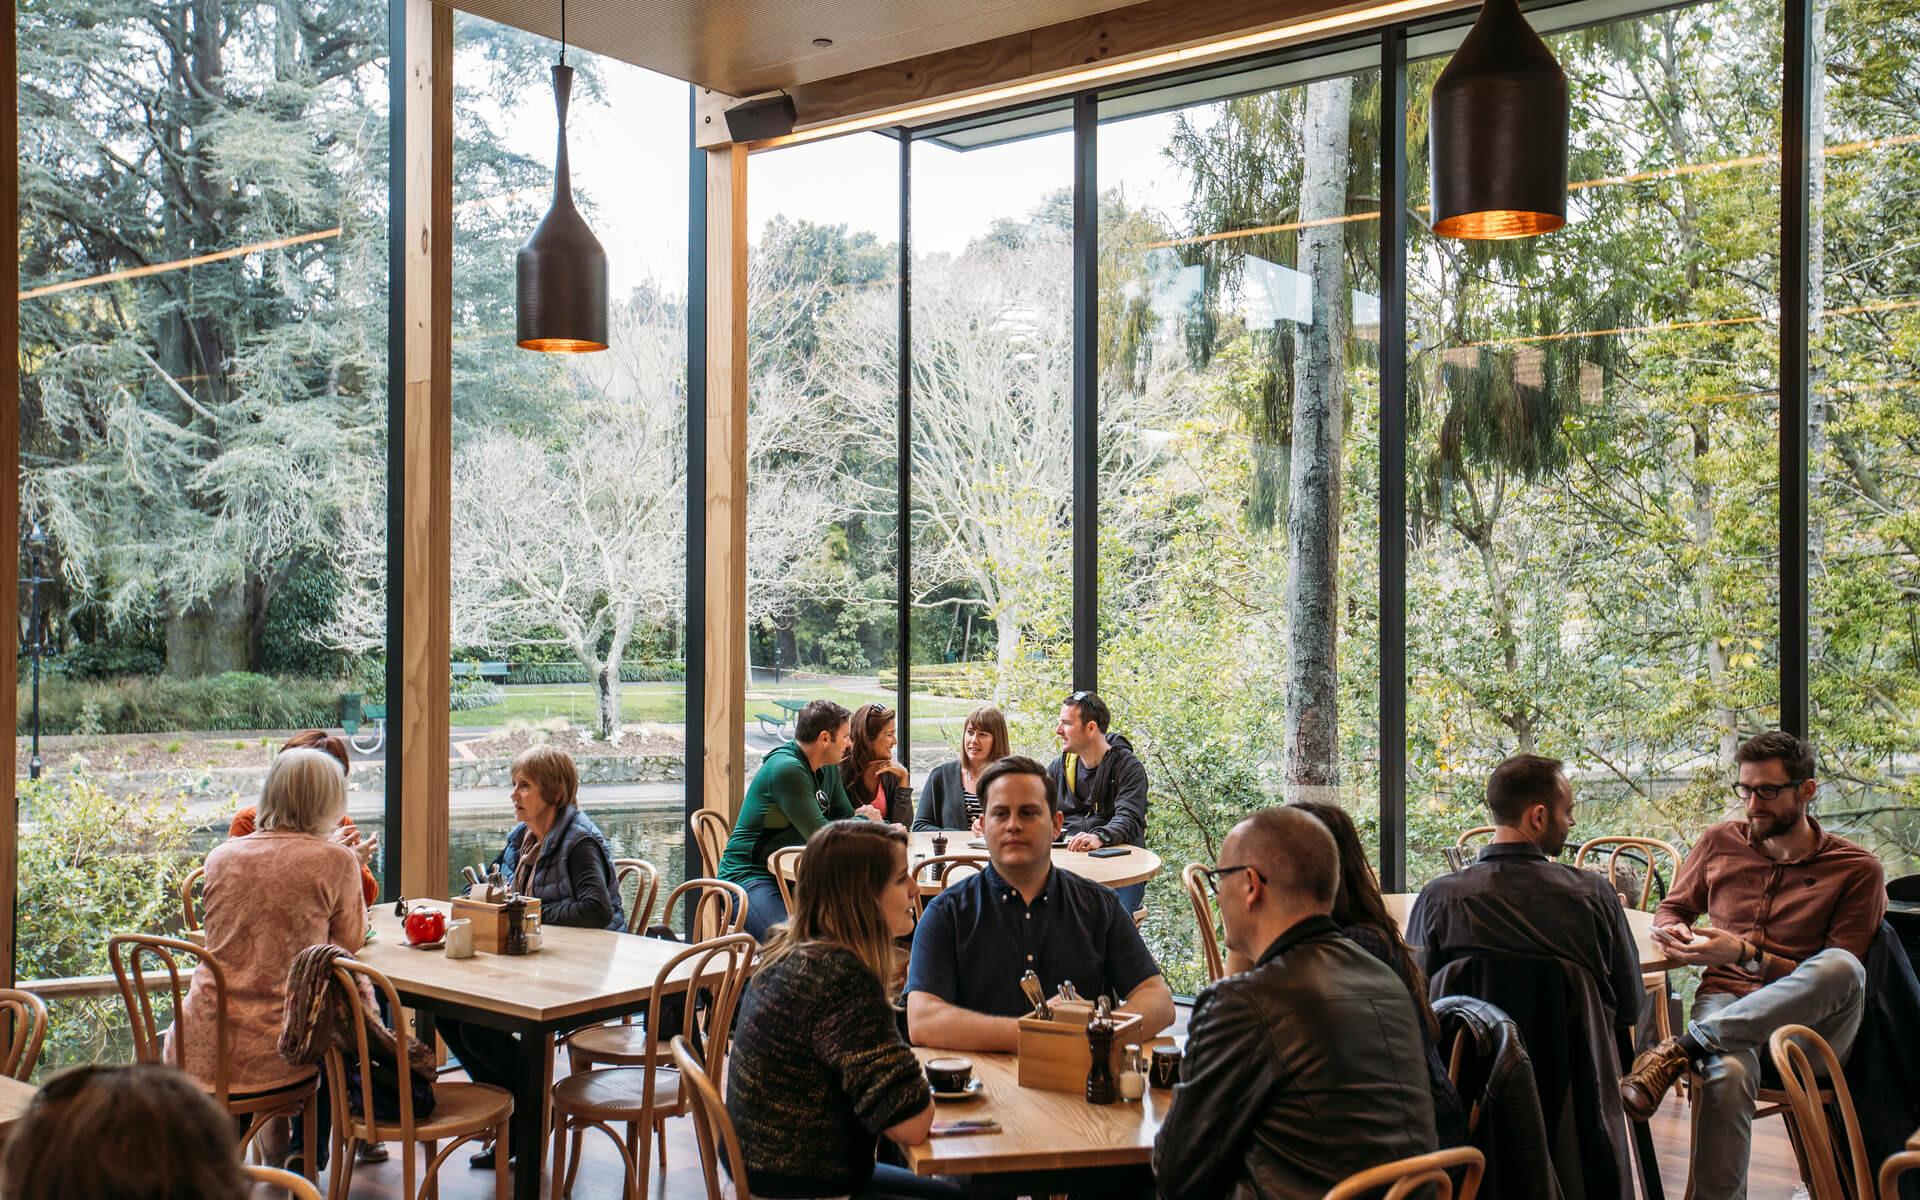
top-left (1428, 0), bottom-right (1570, 239)
top-left (516, 0), bottom-right (609, 351)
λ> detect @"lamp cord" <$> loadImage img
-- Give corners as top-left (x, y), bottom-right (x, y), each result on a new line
top-left (559, 0), bottom-right (567, 65)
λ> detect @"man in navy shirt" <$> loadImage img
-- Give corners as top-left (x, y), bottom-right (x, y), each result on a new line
top-left (905, 755), bottom-right (1174, 1052)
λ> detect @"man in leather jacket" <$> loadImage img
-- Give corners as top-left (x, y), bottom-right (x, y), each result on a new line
top-left (1152, 808), bottom-right (1437, 1199)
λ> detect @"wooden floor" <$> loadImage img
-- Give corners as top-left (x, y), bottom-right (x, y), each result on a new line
top-left (321, 1085), bottom-right (1809, 1199)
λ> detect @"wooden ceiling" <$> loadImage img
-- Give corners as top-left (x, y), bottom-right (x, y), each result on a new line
top-left (442, 0), bottom-right (1157, 98)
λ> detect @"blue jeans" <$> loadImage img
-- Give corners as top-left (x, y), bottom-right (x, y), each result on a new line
top-left (1110, 882), bottom-right (1145, 914)
top-left (859, 1163), bottom-right (965, 1199)
top-left (741, 873), bottom-right (788, 942)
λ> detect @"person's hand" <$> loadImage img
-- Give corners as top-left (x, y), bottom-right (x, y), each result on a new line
top-left (855, 803), bottom-right (886, 822)
top-left (331, 825), bottom-right (378, 866)
top-left (1662, 924), bottom-right (1749, 967)
top-left (1066, 832), bottom-right (1103, 853)
top-left (969, 816), bottom-right (984, 836)
top-left (352, 833), bottom-right (379, 866)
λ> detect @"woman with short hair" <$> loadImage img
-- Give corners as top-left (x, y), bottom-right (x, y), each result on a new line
top-left (912, 705), bottom-right (1010, 831)
top-left (727, 820), bottom-right (961, 1200)
top-left (227, 730), bottom-right (379, 907)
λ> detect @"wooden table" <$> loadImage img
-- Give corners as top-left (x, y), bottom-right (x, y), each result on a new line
top-left (0, 1076), bottom-right (36, 1145)
top-left (1383, 892), bottom-right (1682, 973)
top-left (780, 831), bottom-right (1163, 896)
top-left (902, 1046), bottom-right (1166, 1181)
top-left (359, 904), bottom-right (725, 1200)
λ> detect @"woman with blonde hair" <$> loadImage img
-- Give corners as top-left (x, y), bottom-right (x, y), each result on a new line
top-left (227, 730), bottom-right (379, 906)
top-left (912, 705), bottom-right (1009, 831)
top-left (726, 821), bottom-right (961, 1200)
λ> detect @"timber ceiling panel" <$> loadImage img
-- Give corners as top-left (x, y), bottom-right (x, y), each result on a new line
top-left (441, 0), bottom-right (1156, 96)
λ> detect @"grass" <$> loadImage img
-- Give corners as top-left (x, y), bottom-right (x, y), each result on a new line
top-left (446, 681), bottom-right (980, 730)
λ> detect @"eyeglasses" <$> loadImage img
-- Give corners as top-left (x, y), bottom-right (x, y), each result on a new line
top-left (1733, 780), bottom-right (1808, 802)
top-left (1065, 690), bottom-right (1094, 704)
top-left (1197, 864), bottom-right (1266, 889)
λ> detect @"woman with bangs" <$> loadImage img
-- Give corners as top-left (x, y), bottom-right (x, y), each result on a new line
top-left (912, 705), bottom-right (1009, 832)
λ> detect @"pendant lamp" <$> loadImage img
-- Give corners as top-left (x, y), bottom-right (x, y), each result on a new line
top-left (516, 0), bottom-right (608, 352)
top-left (1428, 0), bottom-right (1569, 240)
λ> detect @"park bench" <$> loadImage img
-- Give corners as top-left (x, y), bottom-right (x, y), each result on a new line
top-left (339, 693), bottom-right (388, 755)
top-left (449, 660), bottom-right (511, 684)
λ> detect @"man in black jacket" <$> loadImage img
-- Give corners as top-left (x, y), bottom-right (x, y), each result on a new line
top-left (1047, 690), bottom-right (1150, 910)
top-left (1153, 807), bottom-right (1437, 1199)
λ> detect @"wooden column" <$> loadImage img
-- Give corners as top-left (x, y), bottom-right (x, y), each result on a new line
top-left (2, 0), bottom-right (19, 987)
top-left (398, 0), bottom-right (453, 899)
top-left (702, 145), bottom-right (749, 822)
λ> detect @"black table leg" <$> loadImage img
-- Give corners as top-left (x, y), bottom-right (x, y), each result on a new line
top-left (508, 1024), bottom-right (549, 1200)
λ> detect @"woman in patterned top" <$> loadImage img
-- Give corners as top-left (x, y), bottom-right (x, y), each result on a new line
top-left (726, 821), bottom-right (962, 1199)
top-left (912, 705), bottom-right (1010, 832)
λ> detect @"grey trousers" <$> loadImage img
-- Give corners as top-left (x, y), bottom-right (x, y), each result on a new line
top-left (1686, 948), bottom-right (1867, 1200)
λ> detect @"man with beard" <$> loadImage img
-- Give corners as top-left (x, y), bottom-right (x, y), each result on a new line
top-left (1620, 731), bottom-right (1885, 1200)
top-left (1407, 753), bottom-right (1644, 1026)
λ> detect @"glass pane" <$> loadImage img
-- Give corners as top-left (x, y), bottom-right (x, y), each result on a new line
top-left (744, 134), bottom-right (903, 787)
top-left (1809, 0), bottom-right (1920, 876)
top-left (1405, 0), bottom-right (1783, 884)
top-left (1098, 65), bottom-right (1383, 992)
top-left (906, 125), bottom-right (1076, 772)
top-left (448, 16), bottom-right (690, 900)
top-left (16, 0), bottom-right (390, 1072)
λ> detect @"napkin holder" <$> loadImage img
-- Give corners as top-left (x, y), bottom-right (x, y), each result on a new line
top-left (450, 894), bottom-right (542, 954)
top-left (1016, 998), bottom-right (1141, 1094)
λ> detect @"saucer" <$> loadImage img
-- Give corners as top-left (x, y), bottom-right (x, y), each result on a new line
top-left (931, 1078), bottom-right (985, 1102)
top-left (402, 939), bottom-right (446, 951)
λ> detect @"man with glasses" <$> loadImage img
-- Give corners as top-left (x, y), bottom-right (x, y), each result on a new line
top-left (1620, 730), bottom-right (1884, 1200)
top-left (1048, 690), bottom-right (1151, 912)
top-left (1154, 807), bottom-right (1436, 1199)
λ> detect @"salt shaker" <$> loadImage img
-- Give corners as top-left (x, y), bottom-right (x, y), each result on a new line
top-left (1119, 1043), bottom-right (1146, 1101)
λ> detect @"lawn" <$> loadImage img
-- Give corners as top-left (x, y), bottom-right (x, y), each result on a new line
top-left (449, 681), bottom-right (980, 730)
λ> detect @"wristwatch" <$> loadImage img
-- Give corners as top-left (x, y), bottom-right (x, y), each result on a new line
top-left (1736, 940), bottom-right (1764, 974)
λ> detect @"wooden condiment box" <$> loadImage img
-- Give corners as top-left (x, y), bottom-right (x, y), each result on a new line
top-left (450, 895), bottom-right (542, 955)
top-left (1016, 999), bottom-right (1142, 1094)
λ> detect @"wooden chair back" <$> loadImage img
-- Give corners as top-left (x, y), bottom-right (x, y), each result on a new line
top-left (672, 1033), bottom-right (750, 1200)
top-left (1454, 826), bottom-right (1498, 853)
top-left (664, 877), bottom-right (750, 942)
top-left (325, 958), bottom-right (425, 1143)
top-left (1768, 1023), bottom-right (1869, 1200)
top-left (1880, 1150), bottom-right (1920, 1200)
top-left (911, 855), bottom-right (989, 891)
top-left (615, 858), bottom-right (663, 932)
top-left (691, 810), bottom-right (731, 879)
top-left (108, 934), bottom-right (232, 1104)
top-left (769, 845), bottom-right (803, 915)
top-left (0, 988), bottom-right (48, 1081)
top-left (243, 1164), bottom-right (323, 1199)
top-left (180, 866), bottom-right (207, 932)
top-left (1572, 836), bottom-right (1682, 910)
top-left (1182, 863), bottom-right (1226, 984)
top-left (1323, 1146), bottom-right (1486, 1200)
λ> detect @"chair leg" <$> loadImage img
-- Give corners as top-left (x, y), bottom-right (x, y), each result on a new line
top-left (424, 1140), bottom-right (440, 1200)
top-left (495, 1120), bottom-right (511, 1200)
top-left (550, 1112), bottom-right (567, 1200)
top-left (654, 1115), bottom-right (666, 1169)
top-left (562, 1125), bottom-right (585, 1197)
top-left (301, 1096), bottom-right (320, 1183)
top-left (334, 1138), bottom-right (361, 1200)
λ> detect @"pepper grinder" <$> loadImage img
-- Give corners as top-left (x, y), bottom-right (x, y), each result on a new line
top-left (1085, 996), bottom-right (1117, 1105)
top-left (502, 895), bottom-right (528, 956)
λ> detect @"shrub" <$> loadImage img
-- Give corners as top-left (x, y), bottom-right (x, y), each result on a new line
top-left (20, 672), bottom-right (341, 735)
top-left (16, 770), bottom-right (201, 1074)
top-left (504, 662), bottom-right (686, 686)
top-left (260, 557), bottom-right (349, 677)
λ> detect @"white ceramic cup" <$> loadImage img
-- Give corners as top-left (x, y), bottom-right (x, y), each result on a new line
top-left (444, 918), bottom-right (475, 959)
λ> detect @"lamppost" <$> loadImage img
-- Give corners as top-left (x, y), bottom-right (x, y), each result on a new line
top-left (22, 523), bottom-right (49, 781)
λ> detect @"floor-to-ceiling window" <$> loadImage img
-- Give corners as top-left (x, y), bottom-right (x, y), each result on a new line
top-left (15, 0), bottom-right (390, 1071)
top-left (446, 15), bottom-right (690, 905)
top-left (1403, 0), bottom-right (1784, 882)
top-left (1096, 53), bottom-right (1383, 989)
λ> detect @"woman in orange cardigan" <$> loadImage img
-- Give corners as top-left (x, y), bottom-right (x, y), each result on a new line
top-left (229, 729), bottom-right (378, 908)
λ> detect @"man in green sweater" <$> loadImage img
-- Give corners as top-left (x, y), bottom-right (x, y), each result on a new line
top-left (721, 699), bottom-right (881, 940)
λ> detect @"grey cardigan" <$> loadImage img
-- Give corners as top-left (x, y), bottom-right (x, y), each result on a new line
top-left (911, 760), bottom-right (972, 831)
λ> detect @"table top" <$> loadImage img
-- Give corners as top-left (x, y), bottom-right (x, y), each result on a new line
top-left (902, 1047), bottom-right (1165, 1176)
top-left (786, 831), bottom-right (1162, 894)
top-left (1384, 892), bottom-right (1679, 973)
top-left (0, 1076), bottom-right (37, 1137)
top-left (357, 904), bottom-right (724, 1026)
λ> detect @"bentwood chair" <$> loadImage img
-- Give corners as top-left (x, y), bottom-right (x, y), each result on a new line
top-left (1574, 836), bottom-right (1684, 1044)
top-left (1764, 1024), bottom-right (1865, 1200)
top-left (108, 934), bottom-right (319, 1184)
top-left (613, 859), bottom-right (663, 933)
top-left (1182, 863), bottom-right (1227, 984)
top-left (1454, 826), bottom-right (1499, 854)
top-left (550, 935), bottom-right (756, 1199)
top-left (324, 957), bottom-right (513, 1200)
top-left (243, 1164), bottom-right (324, 1200)
top-left (691, 811), bottom-right (731, 880)
top-left (1323, 1146), bottom-right (1485, 1199)
top-left (672, 1034), bottom-right (751, 1200)
top-left (1882, 1150), bottom-right (1920, 1200)
top-left (181, 865), bottom-right (207, 933)
top-left (769, 845), bottom-right (804, 915)
top-left (0, 988), bottom-right (48, 1081)
top-left (910, 854), bottom-right (989, 892)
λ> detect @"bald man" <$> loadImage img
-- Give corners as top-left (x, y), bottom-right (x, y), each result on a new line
top-left (1153, 808), bottom-right (1437, 1199)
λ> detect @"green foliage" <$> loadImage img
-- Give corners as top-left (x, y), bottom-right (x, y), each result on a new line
top-left (24, 673), bottom-right (340, 736)
top-left (15, 771), bottom-right (200, 1073)
top-left (260, 558), bottom-right (349, 677)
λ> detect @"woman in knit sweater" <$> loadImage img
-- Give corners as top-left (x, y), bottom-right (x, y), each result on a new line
top-left (726, 821), bottom-right (962, 1200)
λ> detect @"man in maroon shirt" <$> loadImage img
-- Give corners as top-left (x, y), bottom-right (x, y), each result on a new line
top-left (1620, 731), bottom-right (1886, 1200)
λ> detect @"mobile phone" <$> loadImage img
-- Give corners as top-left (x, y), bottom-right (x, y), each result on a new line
top-left (1051, 838), bottom-right (1070, 848)
top-left (1088, 846), bottom-right (1131, 858)
top-left (931, 1119), bottom-right (1001, 1136)
top-left (968, 840), bottom-right (987, 849)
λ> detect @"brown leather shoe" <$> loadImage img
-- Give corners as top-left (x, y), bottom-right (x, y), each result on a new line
top-left (1620, 1037), bottom-right (1690, 1120)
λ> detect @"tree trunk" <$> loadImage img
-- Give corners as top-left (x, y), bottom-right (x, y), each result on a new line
top-left (166, 580), bottom-right (253, 676)
top-left (596, 662), bottom-right (622, 744)
top-left (1282, 78), bottom-right (1354, 800)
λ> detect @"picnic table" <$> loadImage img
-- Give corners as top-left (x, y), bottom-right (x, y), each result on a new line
top-left (754, 696), bottom-right (809, 737)
top-left (359, 903), bottom-right (732, 1200)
